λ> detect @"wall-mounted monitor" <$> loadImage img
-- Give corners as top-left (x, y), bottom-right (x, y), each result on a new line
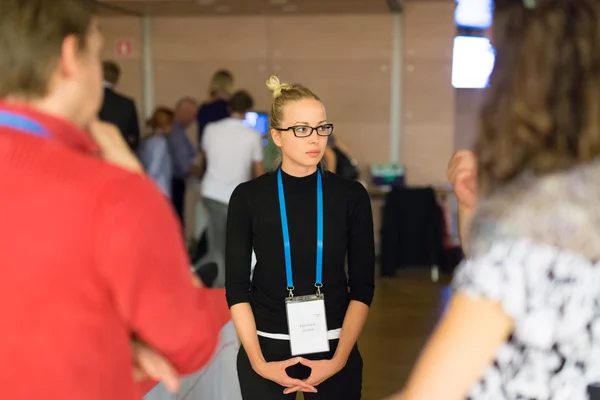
top-left (243, 111), bottom-right (270, 146)
top-left (243, 111), bottom-right (279, 171)
top-left (452, 35), bottom-right (495, 89)
top-left (243, 111), bottom-right (269, 135)
top-left (455, 0), bottom-right (492, 29)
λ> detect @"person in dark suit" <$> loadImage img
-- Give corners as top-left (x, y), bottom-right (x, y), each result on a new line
top-left (196, 69), bottom-right (234, 148)
top-left (99, 60), bottom-right (140, 150)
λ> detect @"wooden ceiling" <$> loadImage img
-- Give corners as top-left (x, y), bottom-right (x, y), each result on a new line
top-left (97, 0), bottom-right (400, 16)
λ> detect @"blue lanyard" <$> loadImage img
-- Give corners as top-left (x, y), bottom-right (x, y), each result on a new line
top-left (277, 168), bottom-right (323, 297)
top-left (0, 111), bottom-right (48, 137)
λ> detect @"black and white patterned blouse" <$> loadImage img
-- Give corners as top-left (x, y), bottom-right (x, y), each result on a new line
top-left (452, 162), bottom-right (600, 399)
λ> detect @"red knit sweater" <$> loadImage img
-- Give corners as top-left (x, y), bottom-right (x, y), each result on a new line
top-left (0, 102), bottom-right (220, 399)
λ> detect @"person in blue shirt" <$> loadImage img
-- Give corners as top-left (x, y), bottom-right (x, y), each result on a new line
top-left (168, 97), bottom-right (198, 223)
top-left (138, 107), bottom-right (174, 198)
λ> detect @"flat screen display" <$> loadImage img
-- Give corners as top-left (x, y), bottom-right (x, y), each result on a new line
top-left (452, 36), bottom-right (495, 89)
top-left (243, 112), bottom-right (269, 135)
top-left (455, 0), bottom-right (492, 29)
top-left (243, 111), bottom-right (279, 171)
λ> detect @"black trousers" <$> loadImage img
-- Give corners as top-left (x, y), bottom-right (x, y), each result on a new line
top-left (237, 336), bottom-right (363, 400)
top-left (170, 177), bottom-right (186, 224)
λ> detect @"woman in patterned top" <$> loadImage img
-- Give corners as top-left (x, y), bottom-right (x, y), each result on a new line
top-left (388, 0), bottom-right (600, 399)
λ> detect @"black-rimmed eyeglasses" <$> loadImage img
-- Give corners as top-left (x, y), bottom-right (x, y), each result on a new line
top-left (275, 124), bottom-right (334, 138)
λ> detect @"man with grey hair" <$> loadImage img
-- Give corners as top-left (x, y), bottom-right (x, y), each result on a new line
top-left (168, 96), bottom-right (198, 223)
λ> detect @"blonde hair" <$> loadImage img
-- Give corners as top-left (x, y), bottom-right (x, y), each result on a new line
top-left (265, 75), bottom-right (320, 130)
top-left (265, 76), bottom-right (322, 167)
top-left (208, 69), bottom-right (234, 97)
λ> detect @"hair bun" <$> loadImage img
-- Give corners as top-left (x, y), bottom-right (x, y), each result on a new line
top-left (266, 75), bottom-right (292, 98)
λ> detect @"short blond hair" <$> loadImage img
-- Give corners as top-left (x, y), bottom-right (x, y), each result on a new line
top-left (209, 69), bottom-right (234, 97)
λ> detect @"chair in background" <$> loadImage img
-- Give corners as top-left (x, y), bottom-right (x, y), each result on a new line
top-left (380, 186), bottom-right (445, 280)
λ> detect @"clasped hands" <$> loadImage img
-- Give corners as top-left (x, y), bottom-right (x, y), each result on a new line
top-left (253, 356), bottom-right (345, 394)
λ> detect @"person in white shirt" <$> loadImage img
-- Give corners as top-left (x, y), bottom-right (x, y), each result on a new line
top-left (201, 90), bottom-right (265, 287)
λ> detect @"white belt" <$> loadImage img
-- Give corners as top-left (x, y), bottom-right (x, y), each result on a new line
top-left (257, 328), bottom-right (342, 341)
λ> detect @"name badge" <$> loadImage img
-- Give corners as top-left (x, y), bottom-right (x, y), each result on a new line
top-left (285, 294), bottom-right (329, 356)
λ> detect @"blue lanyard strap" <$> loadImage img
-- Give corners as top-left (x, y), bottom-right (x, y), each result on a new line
top-left (0, 111), bottom-right (48, 137)
top-left (277, 168), bottom-right (324, 297)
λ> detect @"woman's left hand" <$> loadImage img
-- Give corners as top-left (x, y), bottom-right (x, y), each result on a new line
top-left (282, 357), bottom-right (344, 394)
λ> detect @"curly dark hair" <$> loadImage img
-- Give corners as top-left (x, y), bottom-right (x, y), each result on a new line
top-left (475, 0), bottom-right (600, 194)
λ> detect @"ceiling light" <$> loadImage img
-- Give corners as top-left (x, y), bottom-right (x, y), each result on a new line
top-left (269, 0), bottom-right (287, 4)
top-left (196, 0), bottom-right (216, 5)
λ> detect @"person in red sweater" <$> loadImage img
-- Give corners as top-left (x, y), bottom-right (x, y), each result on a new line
top-left (0, 1), bottom-right (220, 399)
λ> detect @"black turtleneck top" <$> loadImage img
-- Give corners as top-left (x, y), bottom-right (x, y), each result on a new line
top-left (225, 168), bottom-right (375, 334)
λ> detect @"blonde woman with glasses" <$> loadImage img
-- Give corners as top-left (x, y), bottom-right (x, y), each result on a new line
top-left (225, 76), bottom-right (375, 399)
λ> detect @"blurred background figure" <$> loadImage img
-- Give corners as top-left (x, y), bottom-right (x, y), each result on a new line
top-left (99, 60), bottom-right (141, 150)
top-left (197, 69), bottom-right (234, 147)
top-left (201, 90), bottom-right (265, 288)
top-left (138, 107), bottom-right (175, 198)
top-left (168, 96), bottom-right (198, 224)
top-left (324, 134), bottom-right (360, 181)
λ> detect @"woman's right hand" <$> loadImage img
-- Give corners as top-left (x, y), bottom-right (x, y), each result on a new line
top-left (253, 357), bottom-right (318, 393)
top-left (447, 150), bottom-right (478, 210)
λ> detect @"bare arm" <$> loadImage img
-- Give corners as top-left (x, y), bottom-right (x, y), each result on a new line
top-left (388, 294), bottom-right (513, 400)
top-left (230, 303), bottom-right (265, 368)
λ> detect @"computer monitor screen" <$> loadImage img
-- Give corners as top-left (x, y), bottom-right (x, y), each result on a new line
top-left (452, 36), bottom-right (495, 89)
top-left (243, 111), bottom-right (280, 171)
top-left (455, 0), bottom-right (492, 29)
top-left (243, 112), bottom-right (269, 137)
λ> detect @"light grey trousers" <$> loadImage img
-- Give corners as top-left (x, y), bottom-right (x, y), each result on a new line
top-left (202, 197), bottom-right (229, 288)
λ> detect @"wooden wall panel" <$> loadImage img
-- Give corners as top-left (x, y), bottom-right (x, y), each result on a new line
top-left (270, 60), bottom-right (390, 124)
top-left (151, 17), bottom-right (269, 61)
top-left (268, 15), bottom-right (391, 60)
top-left (404, 60), bottom-right (454, 124)
top-left (150, 14), bottom-right (392, 174)
top-left (99, 11), bottom-right (464, 184)
top-left (455, 88), bottom-right (485, 151)
top-left (402, 1), bottom-right (455, 185)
